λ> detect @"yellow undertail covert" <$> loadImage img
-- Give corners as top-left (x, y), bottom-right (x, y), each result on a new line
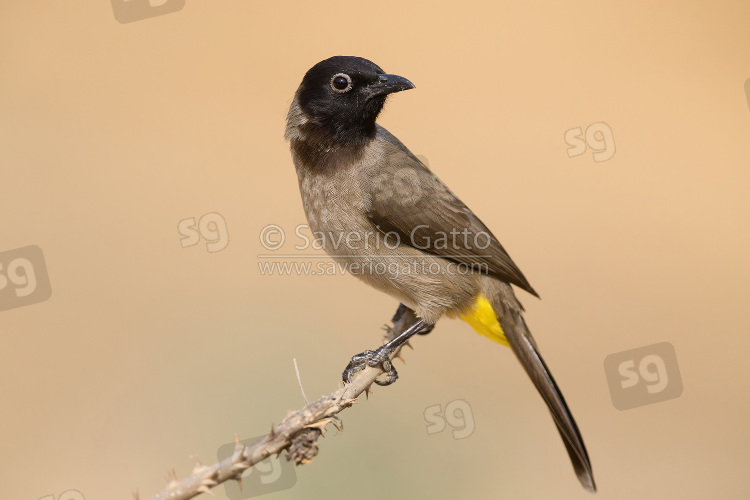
top-left (460, 294), bottom-right (509, 346)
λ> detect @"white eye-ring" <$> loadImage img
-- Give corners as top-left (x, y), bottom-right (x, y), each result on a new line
top-left (330, 73), bottom-right (353, 93)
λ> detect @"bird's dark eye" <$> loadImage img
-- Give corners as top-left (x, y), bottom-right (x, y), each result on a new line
top-left (330, 73), bottom-right (353, 93)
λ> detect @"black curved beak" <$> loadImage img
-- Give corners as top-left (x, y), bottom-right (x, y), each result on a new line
top-left (366, 73), bottom-right (416, 97)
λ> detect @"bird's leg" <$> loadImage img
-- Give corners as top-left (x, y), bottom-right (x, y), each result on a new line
top-left (342, 315), bottom-right (432, 386)
top-left (392, 303), bottom-right (434, 335)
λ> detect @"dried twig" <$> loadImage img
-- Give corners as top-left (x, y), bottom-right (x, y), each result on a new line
top-left (292, 358), bottom-right (310, 405)
top-left (139, 306), bottom-right (421, 500)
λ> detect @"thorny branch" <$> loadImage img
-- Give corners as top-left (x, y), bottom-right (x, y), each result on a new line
top-left (139, 306), bottom-right (421, 500)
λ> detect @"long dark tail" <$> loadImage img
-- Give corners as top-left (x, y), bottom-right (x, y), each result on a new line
top-left (498, 300), bottom-right (596, 492)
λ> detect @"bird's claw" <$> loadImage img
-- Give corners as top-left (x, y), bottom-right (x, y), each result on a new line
top-left (417, 324), bottom-right (434, 335)
top-left (342, 346), bottom-right (399, 386)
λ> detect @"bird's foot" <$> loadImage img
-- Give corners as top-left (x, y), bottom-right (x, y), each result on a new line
top-left (342, 345), bottom-right (398, 386)
top-left (417, 324), bottom-right (434, 335)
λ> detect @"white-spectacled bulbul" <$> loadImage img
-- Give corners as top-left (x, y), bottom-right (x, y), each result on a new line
top-left (284, 56), bottom-right (596, 492)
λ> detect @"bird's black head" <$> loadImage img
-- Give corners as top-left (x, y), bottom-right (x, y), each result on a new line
top-left (294, 56), bottom-right (415, 147)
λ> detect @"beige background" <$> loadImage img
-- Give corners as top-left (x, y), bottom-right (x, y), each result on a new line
top-left (2, 1), bottom-right (749, 499)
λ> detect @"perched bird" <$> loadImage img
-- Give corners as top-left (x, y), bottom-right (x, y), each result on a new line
top-left (285, 55), bottom-right (596, 492)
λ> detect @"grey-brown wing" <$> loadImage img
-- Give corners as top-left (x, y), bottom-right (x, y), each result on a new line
top-left (366, 126), bottom-right (538, 297)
